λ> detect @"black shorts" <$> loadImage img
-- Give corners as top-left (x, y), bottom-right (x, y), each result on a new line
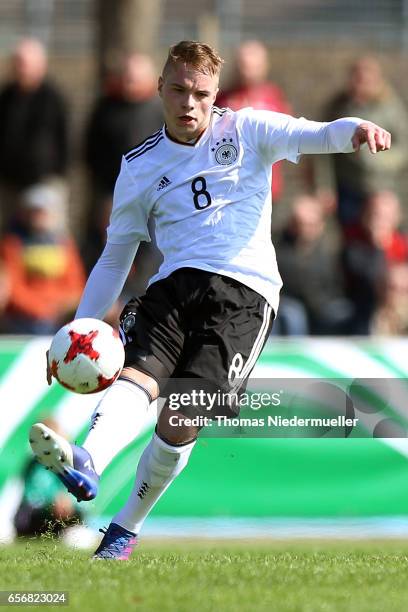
top-left (119, 267), bottom-right (274, 415)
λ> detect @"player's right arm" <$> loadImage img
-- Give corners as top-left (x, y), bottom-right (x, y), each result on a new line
top-left (78, 155), bottom-right (151, 319)
top-left (74, 241), bottom-right (139, 319)
top-left (46, 242), bottom-right (138, 383)
top-left (46, 156), bottom-right (151, 384)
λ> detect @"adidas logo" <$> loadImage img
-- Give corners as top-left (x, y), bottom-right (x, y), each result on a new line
top-left (84, 459), bottom-right (95, 473)
top-left (157, 176), bottom-right (171, 191)
top-left (89, 412), bottom-right (101, 431)
top-left (137, 481), bottom-right (150, 499)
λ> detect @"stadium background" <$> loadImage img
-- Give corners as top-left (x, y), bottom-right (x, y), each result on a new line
top-left (1, 1), bottom-right (408, 232)
top-left (2, 337), bottom-right (408, 538)
top-left (1, 0), bottom-right (408, 540)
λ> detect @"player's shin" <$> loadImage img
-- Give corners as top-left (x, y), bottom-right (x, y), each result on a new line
top-left (112, 432), bottom-right (196, 534)
top-left (82, 378), bottom-right (151, 475)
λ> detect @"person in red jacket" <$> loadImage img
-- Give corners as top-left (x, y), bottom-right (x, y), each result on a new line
top-left (217, 40), bottom-right (292, 202)
top-left (342, 190), bottom-right (408, 334)
top-left (345, 190), bottom-right (408, 262)
top-left (0, 185), bottom-right (85, 334)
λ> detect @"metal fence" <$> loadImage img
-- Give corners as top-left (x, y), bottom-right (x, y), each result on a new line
top-left (1, 0), bottom-right (408, 55)
top-left (0, 0), bottom-right (94, 53)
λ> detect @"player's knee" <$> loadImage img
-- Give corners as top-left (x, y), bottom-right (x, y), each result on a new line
top-left (119, 366), bottom-right (159, 401)
top-left (157, 404), bottom-right (201, 445)
top-left (155, 426), bottom-right (197, 447)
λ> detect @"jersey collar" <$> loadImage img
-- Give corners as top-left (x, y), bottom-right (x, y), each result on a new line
top-left (163, 113), bottom-right (214, 150)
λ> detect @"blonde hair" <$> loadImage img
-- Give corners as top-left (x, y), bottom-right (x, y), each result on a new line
top-left (162, 40), bottom-right (224, 78)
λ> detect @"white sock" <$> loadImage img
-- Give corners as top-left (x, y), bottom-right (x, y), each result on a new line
top-left (113, 433), bottom-right (196, 534)
top-left (82, 378), bottom-right (151, 475)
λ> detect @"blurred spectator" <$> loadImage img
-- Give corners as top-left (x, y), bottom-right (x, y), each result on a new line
top-left (0, 185), bottom-right (85, 334)
top-left (275, 195), bottom-right (351, 335)
top-left (323, 55), bottom-right (408, 229)
top-left (217, 40), bottom-right (291, 202)
top-left (14, 419), bottom-right (81, 536)
top-left (84, 52), bottom-right (163, 232)
top-left (14, 418), bottom-right (83, 538)
top-left (0, 263), bottom-right (10, 332)
top-left (0, 38), bottom-right (69, 232)
top-left (342, 190), bottom-right (408, 335)
top-left (372, 263), bottom-right (408, 335)
top-left (0, 262), bottom-right (10, 311)
top-left (81, 195), bottom-right (113, 275)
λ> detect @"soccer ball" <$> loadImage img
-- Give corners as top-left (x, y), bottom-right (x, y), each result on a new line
top-left (48, 318), bottom-right (125, 394)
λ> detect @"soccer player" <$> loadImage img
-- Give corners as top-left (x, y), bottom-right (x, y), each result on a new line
top-left (29, 41), bottom-right (391, 560)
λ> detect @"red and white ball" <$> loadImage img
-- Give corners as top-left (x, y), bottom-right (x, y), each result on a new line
top-left (49, 318), bottom-right (125, 394)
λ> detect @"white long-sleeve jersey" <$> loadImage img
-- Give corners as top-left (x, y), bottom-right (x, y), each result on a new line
top-left (76, 107), bottom-right (362, 319)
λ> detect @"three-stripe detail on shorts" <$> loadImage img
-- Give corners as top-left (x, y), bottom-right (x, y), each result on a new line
top-left (230, 302), bottom-right (273, 394)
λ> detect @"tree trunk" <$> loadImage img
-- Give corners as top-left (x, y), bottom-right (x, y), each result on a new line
top-left (97, 0), bottom-right (162, 78)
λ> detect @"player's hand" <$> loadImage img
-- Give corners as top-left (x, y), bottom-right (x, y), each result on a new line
top-left (351, 121), bottom-right (391, 154)
top-left (46, 349), bottom-right (52, 385)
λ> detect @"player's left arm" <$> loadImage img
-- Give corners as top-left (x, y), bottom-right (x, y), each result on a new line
top-left (238, 110), bottom-right (391, 165)
top-left (297, 117), bottom-right (391, 156)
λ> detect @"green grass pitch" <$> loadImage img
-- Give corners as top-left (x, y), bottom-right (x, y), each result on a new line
top-left (1, 539), bottom-right (408, 611)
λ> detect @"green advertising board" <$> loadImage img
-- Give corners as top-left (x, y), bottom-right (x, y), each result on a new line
top-left (1, 337), bottom-right (408, 536)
